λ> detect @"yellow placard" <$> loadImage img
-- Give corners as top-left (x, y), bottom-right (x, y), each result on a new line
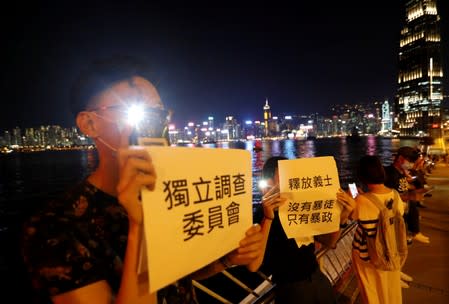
top-left (141, 146), bottom-right (252, 293)
top-left (278, 156), bottom-right (341, 238)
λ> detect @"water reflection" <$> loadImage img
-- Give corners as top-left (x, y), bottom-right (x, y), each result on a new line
top-left (0, 137), bottom-right (422, 207)
top-left (223, 137), bottom-right (421, 202)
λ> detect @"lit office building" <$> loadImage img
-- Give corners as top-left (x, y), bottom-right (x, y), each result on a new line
top-left (396, 0), bottom-right (444, 136)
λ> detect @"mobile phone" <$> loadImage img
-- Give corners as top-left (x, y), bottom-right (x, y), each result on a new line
top-left (132, 137), bottom-right (168, 146)
top-left (348, 183), bottom-right (358, 198)
top-left (129, 128), bottom-right (169, 146)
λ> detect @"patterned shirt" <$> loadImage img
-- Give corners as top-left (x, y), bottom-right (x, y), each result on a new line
top-left (22, 180), bottom-right (197, 303)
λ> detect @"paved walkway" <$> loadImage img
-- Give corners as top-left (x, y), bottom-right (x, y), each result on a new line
top-left (401, 162), bottom-right (449, 303)
top-left (342, 162), bottom-right (449, 304)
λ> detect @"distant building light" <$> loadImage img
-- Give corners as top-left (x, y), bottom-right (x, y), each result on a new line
top-left (245, 120), bottom-right (253, 125)
top-left (201, 127), bottom-right (207, 132)
top-left (205, 131), bottom-right (211, 136)
top-left (202, 121), bottom-right (208, 126)
top-left (367, 114), bottom-right (374, 118)
top-left (188, 122), bottom-right (194, 127)
top-left (187, 131), bottom-right (192, 135)
top-left (254, 121), bottom-right (261, 124)
top-left (285, 116), bottom-right (292, 120)
top-left (168, 124), bottom-right (176, 130)
top-left (273, 116), bottom-right (278, 120)
top-left (208, 127), bottom-right (213, 131)
top-left (308, 120), bottom-right (313, 124)
top-left (221, 129), bottom-right (229, 134)
top-left (208, 116), bottom-right (214, 120)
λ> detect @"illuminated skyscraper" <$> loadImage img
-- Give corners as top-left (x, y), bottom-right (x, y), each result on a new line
top-left (263, 98), bottom-right (271, 137)
top-left (396, 0), bottom-right (444, 136)
top-left (381, 100), bottom-right (393, 132)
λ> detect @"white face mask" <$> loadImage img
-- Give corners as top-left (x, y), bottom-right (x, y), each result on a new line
top-left (92, 112), bottom-right (128, 153)
top-left (401, 160), bottom-right (413, 171)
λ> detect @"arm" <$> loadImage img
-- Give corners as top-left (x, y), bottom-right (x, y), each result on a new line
top-left (315, 189), bottom-right (355, 249)
top-left (193, 186), bottom-right (283, 279)
top-left (191, 223), bottom-right (264, 280)
top-left (245, 185), bottom-right (285, 272)
top-left (53, 147), bottom-right (157, 304)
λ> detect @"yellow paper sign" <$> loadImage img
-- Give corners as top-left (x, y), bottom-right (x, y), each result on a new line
top-left (278, 156), bottom-right (341, 238)
top-left (141, 146), bottom-right (252, 293)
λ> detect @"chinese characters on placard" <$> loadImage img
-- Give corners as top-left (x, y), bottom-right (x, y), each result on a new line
top-left (163, 173), bottom-right (246, 241)
top-left (287, 174), bottom-right (334, 226)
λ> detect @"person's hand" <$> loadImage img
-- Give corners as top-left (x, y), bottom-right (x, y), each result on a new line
top-left (261, 184), bottom-right (286, 220)
top-left (116, 129), bottom-right (157, 225)
top-left (225, 224), bottom-right (263, 268)
top-left (337, 189), bottom-right (356, 223)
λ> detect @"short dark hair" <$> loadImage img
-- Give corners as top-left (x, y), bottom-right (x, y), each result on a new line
top-left (357, 155), bottom-right (386, 185)
top-left (69, 56), bottom-right (151, 117)
top-left (395, 146), bottom-right (420, 163)
top-left (262, 156), bottom-right (288, 180)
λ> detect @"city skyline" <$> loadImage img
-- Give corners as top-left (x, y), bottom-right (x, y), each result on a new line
top-left (0, 98), bottom-right (384, 131)
top-left (0, 99), bottom-right (390, 150)
top-left (1, 1), bottom-right (448, 130)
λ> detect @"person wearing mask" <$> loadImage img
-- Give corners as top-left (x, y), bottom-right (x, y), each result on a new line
top-left (383, 146), bottom-right (429, 288)
top-left (384, 146), bottom-right (429, 244)
top-left (248, 156), bottom-right (355, 303)
top-left (21, 57), bottom-right (264, 304)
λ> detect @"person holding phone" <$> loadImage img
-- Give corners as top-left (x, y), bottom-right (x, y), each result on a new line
top-left (248, 156), bottom-right (355, 303)
top-left (21, 56), bottom-right (265, 304)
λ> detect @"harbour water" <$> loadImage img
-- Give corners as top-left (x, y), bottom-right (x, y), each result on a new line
top-left (0, 136), bottom-right (421, 302)
top-left (0, 136), bottom-right (422, 230)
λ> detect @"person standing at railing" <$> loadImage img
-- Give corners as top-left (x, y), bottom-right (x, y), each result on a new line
top-left (351, 155), bottom-right (406, 304)
top-left (248, 156), bottom-right (355, 304)
top-left (384, 146), bottom-right (429, 244)
top-left (20, 56), bottom-right (265, 304)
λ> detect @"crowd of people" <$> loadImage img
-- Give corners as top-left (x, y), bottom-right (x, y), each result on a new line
top-left (349, 146), bottom-right (436, 304)
top-left (20, 56), bottom-right (437, 304)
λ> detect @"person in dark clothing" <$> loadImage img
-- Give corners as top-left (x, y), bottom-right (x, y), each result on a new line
top-left (21, 57), bottom-right (265, 304)
top-left (248, 156), bottom-right (355, 303)
top-left (384, 146), bottom-right (429, 244)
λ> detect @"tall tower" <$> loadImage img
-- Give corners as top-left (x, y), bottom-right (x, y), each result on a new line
top-left (381, 100), bottom-right (393, 132)
top-left (263, 98), bottom-right (271, 137)
top-left (396, 0), bottom-right (444, 136)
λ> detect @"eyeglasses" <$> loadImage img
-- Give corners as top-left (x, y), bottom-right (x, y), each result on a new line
top-left (89, 103), bottom-right (170, 137)
top-left (88, 104), bottom-right (167, 116)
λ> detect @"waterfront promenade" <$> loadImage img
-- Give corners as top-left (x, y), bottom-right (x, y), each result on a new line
top-left (401, 161), bottom-right (449, 303)
top-left (345, 161), bottom-right (449, 303)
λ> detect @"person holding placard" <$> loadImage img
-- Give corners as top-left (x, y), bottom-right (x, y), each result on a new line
top-left (21, 56), bottom-right (264, 304)
top-left (250, 156), bottom-right (355, 303)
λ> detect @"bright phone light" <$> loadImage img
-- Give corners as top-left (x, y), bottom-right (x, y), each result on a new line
top-left (259, 179), bottom-right (268, 189)
top-left (127, 104), bottom-right (145, 125)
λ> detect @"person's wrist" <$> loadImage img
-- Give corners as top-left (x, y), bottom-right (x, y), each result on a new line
top-left (219, 255), bottom-right (235, 268)
top-left (264, 214), bottom-right (274, 220)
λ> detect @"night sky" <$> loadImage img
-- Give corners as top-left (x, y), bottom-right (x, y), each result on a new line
top-left (1, 1), bottom-right (448, 130)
